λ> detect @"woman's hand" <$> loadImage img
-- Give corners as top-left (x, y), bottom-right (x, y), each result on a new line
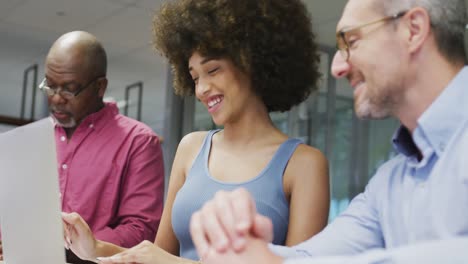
top-left (96, 240), bottom-right (167, 264)
top-left (190, 188), bottom-right (274, 258)
top-left (62, 212), bottom-right (98, 261)
top-left (201, 235), bottom-right (283, 264)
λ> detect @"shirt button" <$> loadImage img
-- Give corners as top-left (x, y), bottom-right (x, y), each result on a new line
top-left (60, 136), bottom-right (66, 142)
top-left (89, 124), bottom-right (94, 128)
top-left (62, 164), bottom-right (68, 169)
top-left (419, 183), bottom-right (426, 189)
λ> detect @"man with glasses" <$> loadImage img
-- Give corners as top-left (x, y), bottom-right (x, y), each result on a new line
top-left (39, 31), bottom-right (164, 263)
top-left (189, 0), bottom-right (468, 263)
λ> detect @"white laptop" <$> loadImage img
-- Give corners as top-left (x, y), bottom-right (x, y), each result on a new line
top-left (0, 118), bottom-right (66, 264)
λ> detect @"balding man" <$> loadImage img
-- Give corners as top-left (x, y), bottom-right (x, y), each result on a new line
top-left (41, 31), bottom-right (164, 262)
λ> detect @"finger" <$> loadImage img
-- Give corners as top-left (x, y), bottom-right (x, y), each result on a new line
top-left (200, 246), bottom-right (218, 264)
top-left (63, 229), bottom-right (70, 250)
top-left (252, 214), bottom-right (274, 242)
top-left (200, 200), bottom-right (230, 252)
top-left (97, 254), bottom-right (123, 264)
top-left (213, 191), bottom-right (240, 245)
top-left (61, 211), bottom-right (76, 224)
top-left (62, 212), bottom-right (83, 245)
top-left (101, 251), bottom-right (138, 264)
top-left (190, 211), bottom-right (210, 259)
top-left (231, 188), bottom-right (256, 233)
top-left (96, 256), bottom-right (116, 264)
top-left (62, 220), bottom-right (72, 249)
top-left (99, 242), bottom-right (149, 264)
top-left (62, 212), bottom-right (91, 239)
top-left (62, 212), bottom-right (87, 230)
top-left (228, 188), bottom-right (258, 251)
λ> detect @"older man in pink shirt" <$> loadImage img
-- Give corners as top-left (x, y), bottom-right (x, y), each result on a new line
top-left (55, 101), bottom-right (163, 247)
top-left (40, 31), bottom-right (164, 263)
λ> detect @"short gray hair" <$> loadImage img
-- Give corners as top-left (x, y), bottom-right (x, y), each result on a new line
top-left (379, 0), bottom-right (466, 64)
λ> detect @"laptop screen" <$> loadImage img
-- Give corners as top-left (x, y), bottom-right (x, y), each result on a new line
top-left (0, 118), bottom-right (66, 263)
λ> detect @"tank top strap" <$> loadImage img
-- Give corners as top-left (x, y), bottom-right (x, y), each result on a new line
top-left (267, 138), bottom-right (303, 177)
top-left (202, 129), bottom-right (221, 161)
top-left (187, 129), bottom-right (221, 180)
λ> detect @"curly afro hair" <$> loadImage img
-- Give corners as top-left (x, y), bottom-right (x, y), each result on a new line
top-left (153, 0), bottom-right (321, 112)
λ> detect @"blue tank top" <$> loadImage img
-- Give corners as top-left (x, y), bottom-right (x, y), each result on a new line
top-left (171, 130), bottom-right (302, 260)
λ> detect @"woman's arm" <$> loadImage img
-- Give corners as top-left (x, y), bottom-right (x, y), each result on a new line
top-left (155, 132), bottom-right (207, 254)
top-left (96, 132), bottom-right (209, 264)
top-left (283, 145), bottom-right (330, 246)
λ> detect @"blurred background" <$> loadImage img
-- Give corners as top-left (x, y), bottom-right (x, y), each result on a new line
top-left (0, 0), bottom-right (466, 221)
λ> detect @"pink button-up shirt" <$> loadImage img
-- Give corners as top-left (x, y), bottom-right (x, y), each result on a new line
top-left (55, 102), bottom-right (164, 248)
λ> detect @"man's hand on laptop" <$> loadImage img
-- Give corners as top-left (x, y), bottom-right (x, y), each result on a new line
top-left (62, 212), bottom-right (98, 261)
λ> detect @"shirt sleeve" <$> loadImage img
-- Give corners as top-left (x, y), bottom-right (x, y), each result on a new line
top-left (282, 237), bottom-right (468, 264)
top-left (270, 175), bottom-right (384, 258)
top-left (94, 133), bottom-right (165, 248)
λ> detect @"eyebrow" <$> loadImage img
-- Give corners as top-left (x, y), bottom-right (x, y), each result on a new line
top-left (44, 76), bottom-right (79, 87)
top-left (188, 57), bottom-right (217, 71)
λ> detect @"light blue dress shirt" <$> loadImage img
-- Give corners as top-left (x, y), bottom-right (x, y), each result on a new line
top-left (274, 67), bottom-right (468, 263)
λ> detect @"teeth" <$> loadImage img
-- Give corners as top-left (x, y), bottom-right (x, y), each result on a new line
top-left (208, 97), bottom-right (222, 107)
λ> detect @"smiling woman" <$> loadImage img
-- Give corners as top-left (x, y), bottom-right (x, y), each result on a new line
top-left (154, 0), bottom-right (321, 113)
top-left (62, 1), bottom-right (330, 264)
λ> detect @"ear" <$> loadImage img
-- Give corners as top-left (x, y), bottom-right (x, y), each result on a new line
top-left (96, 77), bottom-right (108, 98)
top-left (403, 7), bottom-right (432, 54)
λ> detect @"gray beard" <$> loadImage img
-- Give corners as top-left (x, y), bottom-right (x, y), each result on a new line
top-left (51, 115), bottom-right (77, 128)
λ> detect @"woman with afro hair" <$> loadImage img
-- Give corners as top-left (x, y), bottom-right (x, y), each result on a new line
top-left (63, 0), bottom-right (329, 263)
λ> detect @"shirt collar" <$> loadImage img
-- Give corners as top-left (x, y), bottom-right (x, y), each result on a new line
top-left (392, 126), bottom-right (418, 157)
top-left (416, 66), bottom-right (468, 156)
top-left (392, 66), bottom-right (468, 157)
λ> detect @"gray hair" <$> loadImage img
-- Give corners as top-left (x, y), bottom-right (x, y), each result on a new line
top-left (379, 0), bottom-right (466, 64)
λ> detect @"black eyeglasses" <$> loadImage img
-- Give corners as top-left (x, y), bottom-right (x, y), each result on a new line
top-left (39, 76), bottom-right (104, 100)
top-left (336, 11), bottom-right (407, 61)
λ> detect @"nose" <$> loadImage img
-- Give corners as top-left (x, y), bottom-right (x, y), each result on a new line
top-left (195, 77), bottom-right (210, 99)
top-left (48, 92), bottom-right (67, 105)
top-left (331, 51), bottom-right (350, 79)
